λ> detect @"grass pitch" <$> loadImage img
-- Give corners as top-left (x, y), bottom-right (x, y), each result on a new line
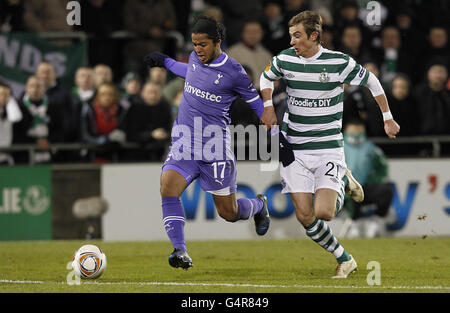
top-left (0, 237), bottom-right (449, 293)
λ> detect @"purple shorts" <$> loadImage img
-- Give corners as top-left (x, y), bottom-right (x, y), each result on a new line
top-left (162, 153), bottom-right (237, 196)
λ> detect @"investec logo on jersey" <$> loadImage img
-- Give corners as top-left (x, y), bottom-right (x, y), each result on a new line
top-left (288, 96), bottom-right (332, 108)
top-left (184, 81), bottom-right (222, 103)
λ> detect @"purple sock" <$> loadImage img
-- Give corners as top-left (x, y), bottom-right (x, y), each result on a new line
top-left (236, 198), bottom-right (264, 220)
top-left (162, 197), bottom-right (186, 252)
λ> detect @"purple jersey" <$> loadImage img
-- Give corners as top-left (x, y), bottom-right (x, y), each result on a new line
top-left (166, 51), bottom-right (263, 161)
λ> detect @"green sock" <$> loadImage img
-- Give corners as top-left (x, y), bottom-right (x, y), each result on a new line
top-left (336, 179), bottom-right (346, 216)
top-left (336, 249), bottom-right (351, 264)
top-left (342, 175), bottom-right (349, 190)
top-left (305, 218), bottom-right (351, 263)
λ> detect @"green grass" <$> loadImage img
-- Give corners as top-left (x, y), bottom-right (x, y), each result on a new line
top-left (0, 237), bottom-right (449, 293)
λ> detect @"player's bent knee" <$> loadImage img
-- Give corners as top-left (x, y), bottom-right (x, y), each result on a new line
top-left (295, 209), bottom-right (315, 226)
top-left (160, 171), bottom-right (186, 198)
top-left (315, 207), bottom-right (335, 221)
top-left (160, 182), bottom-right (184, 198)
top-left (160, 180), bottom-right (174, 197)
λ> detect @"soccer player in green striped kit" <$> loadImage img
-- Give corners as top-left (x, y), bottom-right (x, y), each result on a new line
top-left (260, 11), bottom-right (400, 278)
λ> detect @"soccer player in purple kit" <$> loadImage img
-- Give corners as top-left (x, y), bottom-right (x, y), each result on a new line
top-left (144, 16), bottom-right (278, 269)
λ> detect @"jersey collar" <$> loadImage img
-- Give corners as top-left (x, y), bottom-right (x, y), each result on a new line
top-left (205, 52), bottom-right (228, 67)
top-left (300, 45), bottom-right (323, 62)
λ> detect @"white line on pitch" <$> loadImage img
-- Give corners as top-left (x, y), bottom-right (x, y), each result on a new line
top-left (1, 279), bottom-right (450, 290)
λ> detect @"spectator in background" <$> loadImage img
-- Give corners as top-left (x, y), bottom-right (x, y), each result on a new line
top-left (0, 82), bottom-right (22, 165)
top-left (147, 67), bottom-right (169, 115)
top-left (23, 0), bottom-right (72, 45)
top-left (149, 67), bottom-right (168, 87)
top-left (123, 0), bottom-right (177, 73)
top-left (119, 82), bottom-right (172, 161)
top-left (428, 27), bottom-right (449, 64)
top-left (417, 26), bottom-right (450, 84)
top-left (80, 83), bottom-right (126, 162)
top-left (216, 0), bottom-right (264, 46)
top-left (35, 61), bottom-right (75, 142)
top-left (183, 3), bottom-right (227, 50)
top-left (261, 1), bottom-right (288, 55)
top-left (314, 5), bottom-right (334, 48)
top-left (203, 5), bottom-right (227, 48)
top-left (72, 67), bottom-right (96, 107)
top-left (162, 77), bottom-right (184, 115)
top-left (23, 0), bottom-right (71, 32)
top-left (169, 88), bottom-right (183, 121)
top-left (339, 25), bottom-right (373, 65)
top-left (415, 0), bottom-right (450, 34)
top-left (321, 24), bottom-right (335, 50)
top-left (343, 119), bottom-right (394, 238)
top-left (74, 0), bottom-right (124, 75)
top-left (71, 67), bottom-right (96, 142)
top-left (414, 63), bottom-right (450, 135)
top-left (283, 0), bottom-right (310, 30)
top-left (226, 19), bottom-right (272, 90)
top-left (372, 26), bottom-right (414, 88)
top-left (171, 0), bottom-right (191, 40)
top-left (14, 76), bottom-right (65, 163)
top-left (120, 72), bottom-right (142, 100)
top-left (315, 5), bottom-right (333, 26)
top-left (332, 0), bottom-right (371, 49)
top-left (387, 74), bottom-right (419, 136)
top-left (310, 0), bottom-right (333, 12)
top-left (93, 64), bottom-right (114, 88)
top-left (392, 7), bottom-right (426, 61)
top-left (75, 0), bottom-right (123, 35)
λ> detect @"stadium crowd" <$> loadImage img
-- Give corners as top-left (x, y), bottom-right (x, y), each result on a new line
top-left (0, 0), bottom-right (449, 165)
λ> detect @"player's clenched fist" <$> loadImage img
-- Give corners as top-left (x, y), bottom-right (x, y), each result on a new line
top-left (384, 119), bottom-right (400, 139)
top-left (143, 52), bottom-right (169, 68)
top-left (260, 106), bottom-right (277, 131)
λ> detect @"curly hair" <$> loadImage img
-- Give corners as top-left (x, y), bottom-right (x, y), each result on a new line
top-left (191, 15), bottom-right (226, 43)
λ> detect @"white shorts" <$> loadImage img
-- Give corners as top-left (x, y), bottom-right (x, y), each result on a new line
top-left (280, 152), bottom-right (347, 194)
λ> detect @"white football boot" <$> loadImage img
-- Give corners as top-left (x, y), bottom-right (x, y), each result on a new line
top-left (332, 255), bottom-right (358, 279)
top-left (345, 169), bottom-right (364, 202)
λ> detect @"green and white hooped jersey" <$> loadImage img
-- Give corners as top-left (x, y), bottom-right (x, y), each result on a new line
top-left (264, 46), bottom-right (370, 155)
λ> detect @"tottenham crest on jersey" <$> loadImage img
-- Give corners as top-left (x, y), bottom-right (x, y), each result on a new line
top-left (319, 68), bottom-right (330, 83)
top-left (214, 73), bottom-right (224, 85)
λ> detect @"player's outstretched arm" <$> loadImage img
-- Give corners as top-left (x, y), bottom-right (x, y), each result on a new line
top-left (260, 90), bottom-right (277, 131)
top-left (259, 73), bottom-right (277, 131)
top-left (364, 71), bottom-right (400, 139)
top-left (374, 93), bottom-right (400, 139)
top-left (143, 52), bottom-right (188, 78)
top-left (260, 77), bottom-right (294, 167)
top-left (143, 52), bottom-right (167, 68)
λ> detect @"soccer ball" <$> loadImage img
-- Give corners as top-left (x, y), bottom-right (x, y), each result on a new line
top-left (72, 244), bottom-right (107, 279)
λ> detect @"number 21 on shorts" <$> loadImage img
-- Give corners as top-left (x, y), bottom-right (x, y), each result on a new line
top-left (325, 161), bottom-right (339, 178)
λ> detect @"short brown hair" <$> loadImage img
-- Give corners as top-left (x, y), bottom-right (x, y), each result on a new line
top-left (288, 11), bottom-right (322, 43)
